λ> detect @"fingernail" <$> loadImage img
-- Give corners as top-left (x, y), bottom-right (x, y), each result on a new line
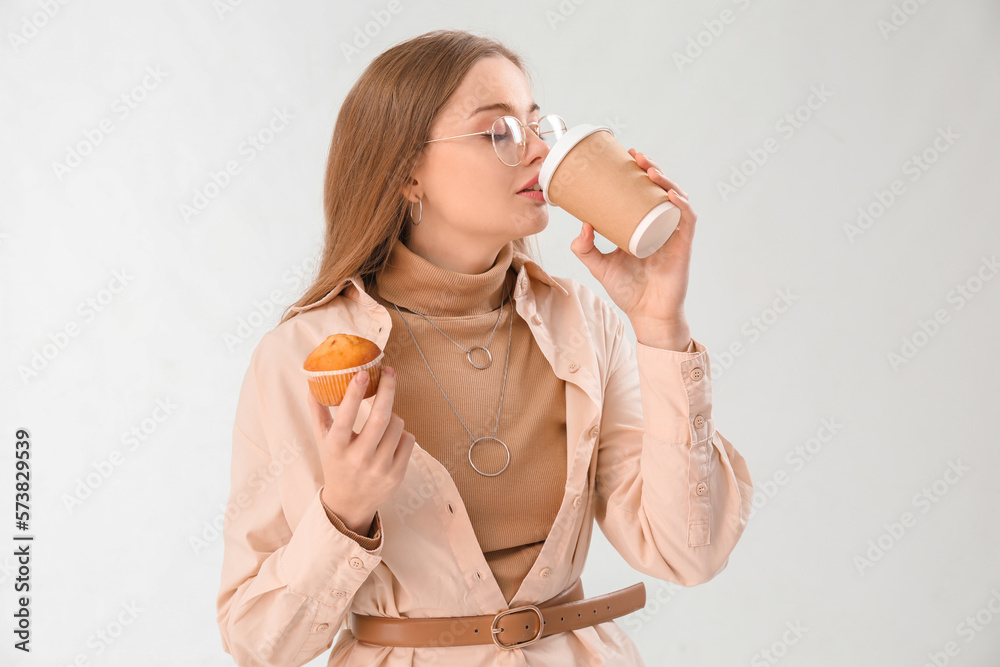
top-left (654, 168), bottom-right (663, 177)
top-left (355, 371), bottom-right (369, 384)
top-left (668, 189), bottom-right (677, 197)
top-left (385, 366), bottom-right (395, 377)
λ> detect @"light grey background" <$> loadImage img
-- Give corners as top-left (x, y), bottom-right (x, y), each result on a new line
top-left (2, 0), bottom-right (998, 665)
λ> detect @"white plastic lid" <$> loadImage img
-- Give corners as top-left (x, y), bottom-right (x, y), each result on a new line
top-left (538, 123), bottom-right (615, 206)
top-left (629, 202), bottom-right (681, 258)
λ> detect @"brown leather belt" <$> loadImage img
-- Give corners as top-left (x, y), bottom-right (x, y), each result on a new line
top-left (349, 579), bottom-right (645, 650)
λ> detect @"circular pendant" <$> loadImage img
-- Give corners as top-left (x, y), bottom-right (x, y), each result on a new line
top-left (468, 437), bottom-right (510, 476)
top-left (467, 345), bottom-right (493, 369)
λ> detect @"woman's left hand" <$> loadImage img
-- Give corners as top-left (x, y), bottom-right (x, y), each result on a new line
top-left (570, 148), bottom-right (696, 337)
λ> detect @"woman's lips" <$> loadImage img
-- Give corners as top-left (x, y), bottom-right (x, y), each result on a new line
top-left (516, 190), bottom-right (545, 201)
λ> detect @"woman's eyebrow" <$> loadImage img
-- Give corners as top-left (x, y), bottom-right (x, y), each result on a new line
top-left (467, 101), bottom-right (540, 119)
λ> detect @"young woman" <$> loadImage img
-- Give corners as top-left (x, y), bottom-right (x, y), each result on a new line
top-left (217, 29), bottom-right (753, 666)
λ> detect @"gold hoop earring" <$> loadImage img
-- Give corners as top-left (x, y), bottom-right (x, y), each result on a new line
top-left (409, 197), bottom-right (422, 226)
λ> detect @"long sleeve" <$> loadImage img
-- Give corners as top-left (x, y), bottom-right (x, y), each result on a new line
top-left (216, 353), bottom-right (384, 667)
top-left (593, 311), bottom-right (753, 587)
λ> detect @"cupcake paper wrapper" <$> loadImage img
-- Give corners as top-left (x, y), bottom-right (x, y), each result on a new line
top-left (301, 352), bottom-right (384, 407)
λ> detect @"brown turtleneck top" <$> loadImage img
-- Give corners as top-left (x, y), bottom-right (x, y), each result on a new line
top-left (321, 240), bottom-right (568, 604)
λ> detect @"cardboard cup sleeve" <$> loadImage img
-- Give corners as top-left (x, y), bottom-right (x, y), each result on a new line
top-left (540, 124), bottom-right (681, 258)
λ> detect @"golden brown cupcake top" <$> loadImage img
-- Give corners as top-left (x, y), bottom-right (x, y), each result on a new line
top-left (303, 334), bottom-right (382, 372)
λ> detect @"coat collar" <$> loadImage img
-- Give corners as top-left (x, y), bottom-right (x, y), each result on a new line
top-left (289, 249), bottom-right (569, 315)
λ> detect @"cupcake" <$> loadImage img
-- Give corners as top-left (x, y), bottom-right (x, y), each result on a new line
top-left (301, 333), bottom-right (384, 406)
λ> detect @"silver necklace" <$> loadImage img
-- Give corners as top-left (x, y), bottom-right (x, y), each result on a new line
top-left (390, 282), bottom-right (513, 477)
top-left (391, 280), bottom-right (509, 369)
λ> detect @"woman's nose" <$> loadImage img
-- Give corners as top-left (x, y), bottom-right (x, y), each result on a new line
top-left (523, 129), bottom-right (550, 163)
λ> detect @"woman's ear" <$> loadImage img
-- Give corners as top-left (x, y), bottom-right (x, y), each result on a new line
top-left (401, 146), bottom-right (430, 201)
top-left (400, 176), bottom-right (422, 204)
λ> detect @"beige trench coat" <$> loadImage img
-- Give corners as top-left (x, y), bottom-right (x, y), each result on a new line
top-left (216, 251), bottom-right (753, 666)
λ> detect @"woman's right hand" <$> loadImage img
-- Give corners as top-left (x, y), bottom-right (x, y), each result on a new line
top-left (307, 366), bottom-right (415, 534)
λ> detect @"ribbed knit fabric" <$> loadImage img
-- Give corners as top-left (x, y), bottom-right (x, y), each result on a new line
top-left (322, 495), bottom-right (381, 551)
top-left (322, 239), bottom-right (568, 604)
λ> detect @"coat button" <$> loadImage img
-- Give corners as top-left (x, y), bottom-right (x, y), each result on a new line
top-left (590, 425), bottom-right (600, 439)
top-left (333, 590), bottom-right (346, 597)
top-left (349, 557), bottom-right (364, 569)
top-left (573, 495), bottom-right (583, 508)
top-left (568, 362), bottom-right (580, 373)
top-left (316, 623), bottom-right (329, 632)
top-left (539, 567), bottom-right (551, 579)
top-left (690, 367), bottom-right (704, 381)
top-left (532, 313), bottom-right (543, 324)
top-left (696, 482), bottom-right (708, 495)
top-left (694, 415), bottom-right (706, 428)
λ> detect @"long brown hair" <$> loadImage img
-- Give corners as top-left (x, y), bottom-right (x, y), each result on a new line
top-left (279, 29), bottom-right (541, 325)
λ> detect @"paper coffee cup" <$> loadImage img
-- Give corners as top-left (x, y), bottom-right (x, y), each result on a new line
top-left (539, 124), bottom-right (681, 258)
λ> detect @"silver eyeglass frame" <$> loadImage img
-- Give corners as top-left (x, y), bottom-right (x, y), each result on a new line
top-left (423, 114), bottom-right (567, 166)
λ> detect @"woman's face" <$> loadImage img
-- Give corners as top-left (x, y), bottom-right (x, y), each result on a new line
top-left (405, 56), bottom-right (551, 263)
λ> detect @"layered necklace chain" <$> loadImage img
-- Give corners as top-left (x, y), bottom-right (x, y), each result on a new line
top-left (394, 283), bottom-right (508, 369)
top-left (390, 281), bottom-right (513, 476)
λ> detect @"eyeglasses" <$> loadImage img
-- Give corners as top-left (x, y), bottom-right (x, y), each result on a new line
top-left (424, 114), bottom-right (568, 166)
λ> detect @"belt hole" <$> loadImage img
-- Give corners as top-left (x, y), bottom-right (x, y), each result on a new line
top-left (474, 629), bottom-right (478, 633)
top-left (525, 625), bottom-right (529, 629)
top-left (607, 605), bottom-right (610, 609)
top-left (561, 617), bottom-right (564, 621)
top-left (577, 613), bottom-right (581, 617)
